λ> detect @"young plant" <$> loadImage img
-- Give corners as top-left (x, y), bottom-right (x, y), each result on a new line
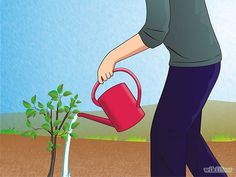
top-left (21, 84), bottom-right (81, 177)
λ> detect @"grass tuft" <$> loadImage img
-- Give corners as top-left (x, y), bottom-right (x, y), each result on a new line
top-left (84, 136), bottom-right (119, 141)
top-left (211, 134), bottom-right (236, 142)
top-left (0, 128), bottom-right (22, 135)
top-left (126, 136), bottom-right (146, 142)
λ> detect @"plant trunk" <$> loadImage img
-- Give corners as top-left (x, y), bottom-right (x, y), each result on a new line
top-left (47, 137), bottom-right (57, 177)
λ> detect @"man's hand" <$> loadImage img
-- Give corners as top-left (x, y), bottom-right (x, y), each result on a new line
top-left (97, 55), bottom-right (116, 84)
top-left (97, 34), bottom-right (149, 84)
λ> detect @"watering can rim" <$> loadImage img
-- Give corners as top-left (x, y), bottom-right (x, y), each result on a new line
top-left (91, 67), bottom-right (142, 107)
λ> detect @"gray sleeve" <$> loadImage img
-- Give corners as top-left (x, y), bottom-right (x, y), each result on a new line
top-left (138, 0), bottom-right (170, 48)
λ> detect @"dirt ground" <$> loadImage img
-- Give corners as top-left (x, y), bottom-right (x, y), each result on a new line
top-left (0, 135), bottom-right (235, 177)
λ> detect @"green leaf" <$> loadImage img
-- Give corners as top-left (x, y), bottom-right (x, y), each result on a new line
top-left (20, 131), bottom-right (31, 137)
top-left (70, 98), bottom-right (77, 107)
top-left (51, 96), bottom-right (58, 101)
top-left (47, 146), bottom-right (53, 152)
top-left (53, 120), bottom-right (61, 127)
top-left (76, 100), bottom-right (81, 104)
top-left (60, 134), bottom-right (68, 141)
top-left (72, 109), bottom-right (80, 114)
top-left (63, 91), bottom-right (72, 96)
top-left (58, 107), bottom-right (64, 113)
top-left (26, 109), bottom-right (36, 118)
top-left (74, 94), bottom-right (78, 100)
top-left (58, 130), bottom-right (65, 136)
top-left (57, 99), bottom-right (62, 107)
top-left (41, 123), bottom-right (50, 131)
top-left (38, 101), bottom-right (44, 109)
top-left (31, 95), bottom-right (36, 104)
top-left (47, 101), bottom-right (52, 107)
top-left (31, 131), bottom-right (37, 140)
top-left (70, 98), bottom-right (75, 104)
top-left (53, 130), bottom-right (60, 135)
top-left (70, 132), bottom-right (78, 139)
top-left (64, 106), bottom-right (70, 113)
top-left (48, 141), bottom-right (53, 147)
top-left (32, 111), bottom-right (37, 117)
top-left (39, 109), bottom-right (46, 115)
top-left (67, 114), bottom-right (74, 119)
top-left (63, 122), bottom-right (70, 131)
top-left (47, 101), bottom-right (54, 110)
top-left (44, 114), bottom-right (50, 123)
top-left (55, 143), bottom-right (61, 148)
top-left (71, 122), bottom-right (79, 129)
top-left (57, 84), bottom-right (64, 94)
top-left (23, 100), bottom-right (31, 108)
top-left (48, 90), bottom-right (58, 98)
top-left (49, 105), bottom-right (54, 110)
top-left (26, 119), bottom-right (32, 128)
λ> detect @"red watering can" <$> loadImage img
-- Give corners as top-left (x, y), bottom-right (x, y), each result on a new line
top-left (77, 67), bottom-right (145, 132)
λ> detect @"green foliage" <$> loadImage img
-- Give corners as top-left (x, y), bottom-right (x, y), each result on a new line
top-left (71, 122), bottom-right (80, 129)
top-left (25, 108), bottom-right (37, 118)
top-left (39, 108), bottom-right (46, 115)
top-left (57, 99), bottom-right (62, 107)
top-left (20, 131), bottom-right (32, 137)
top-left (38, 101), bottom-right (44, 109)
top-left (31, 95), bottom-right (36, 105)
top-left (20, 130), bottom-right (37, 140)
top-left (23, 100), bottom-right (31, 108)
top-left (48, 90), bottom-right (59, 101)
top-left (44, 114), bottom-right (50, 123)
top-left (41, 123), bottom-right (50, 131)
top-left (57, 84), bottom-right (63, 94)
top-left (47, 101), bottom-right (54, 110)
top-left (53, 120), bottom-right (61, 127)
top-left (70, 98), bottom-right (76, 107)
top-left (64, 106), bottom-right (70, 113)
top-left (55, 143), bottom-right (61, 148)
top-left (72, 109), bottom-right (80, 114)
top-left (67, 114), bottom-right (75, 119)
top-left (74, 94), bottom-right (78, 100)
top-left (58, 107), bottom-right (64, 113)
top-left (47, 141), bottom-right (53, 152)
top-left (31, 131), bottom-right (37, 140)
top-left (60, 134), bottom-right (68, 141)
top-left (63, 122), bottom-right (70, 131)
top-left (22, 83), bottom-right (81, 153)
top-left (53, 130), bottom-right (60, 135)
top-left (63, 91), bottom-right (72, 96)
top-left (70, 132), bottom-right (78, 139)
top-left (26, 119), bottom-right (32, 128)
top-left (76, 100), bottom-right (81, 104)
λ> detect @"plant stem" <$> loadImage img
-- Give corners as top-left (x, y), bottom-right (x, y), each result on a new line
top-left (47, 109), bottom-right (56, 177)
top-left (47, 138), bottom-right (57, 177)
top-left (58, 108), bottom-right (71, 131)
top-left (32, 127), bottom-right (51, 134)
top-left (50, 109), bottom-right (53, 133)
top-left (55, 104), bottom-right (59, 130)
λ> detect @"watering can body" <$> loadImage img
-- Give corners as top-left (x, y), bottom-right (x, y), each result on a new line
top-left (77, 68), bottom-right (145, 132)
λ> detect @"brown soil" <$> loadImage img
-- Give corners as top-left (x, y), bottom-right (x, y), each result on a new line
top-left (0, 135), bottom-right (235, 177)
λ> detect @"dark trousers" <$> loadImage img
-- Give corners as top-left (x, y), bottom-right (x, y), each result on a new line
top-left (150, 62), bottom-right (228, 177)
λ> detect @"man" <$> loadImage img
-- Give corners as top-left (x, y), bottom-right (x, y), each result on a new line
top-left (97, 0), bottom-right (227, 176)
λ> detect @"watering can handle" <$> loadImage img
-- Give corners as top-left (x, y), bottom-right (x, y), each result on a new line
top-left (91, 67), bottom-right (142, 107)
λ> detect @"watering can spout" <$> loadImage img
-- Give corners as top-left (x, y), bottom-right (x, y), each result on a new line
top-left (77, 113), bottom-right (113, 127)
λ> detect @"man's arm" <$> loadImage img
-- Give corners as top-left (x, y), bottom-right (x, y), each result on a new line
top-left (139, 0), bottom-right (170, 48)
top-left (97, 0), bottom-right (170, 83)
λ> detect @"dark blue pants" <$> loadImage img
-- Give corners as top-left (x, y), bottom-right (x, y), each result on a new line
top-left (150, 62), bottom-right (228, 177)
